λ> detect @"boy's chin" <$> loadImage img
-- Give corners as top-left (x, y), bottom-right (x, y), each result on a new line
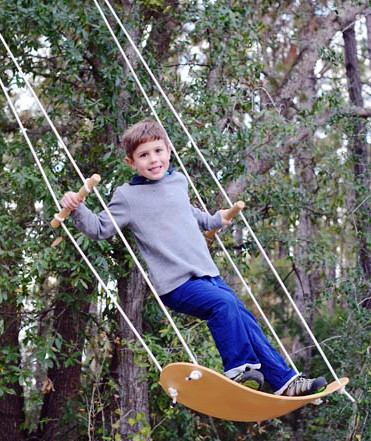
top-left (144, 170), bottom-right (167, 180)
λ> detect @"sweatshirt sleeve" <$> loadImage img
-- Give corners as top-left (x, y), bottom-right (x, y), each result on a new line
top-left (191, 206), bottom-right (222, 232)
top-left (71, 186), bottom-right (130, 240)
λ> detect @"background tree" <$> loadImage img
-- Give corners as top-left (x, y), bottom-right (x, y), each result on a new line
top-left (0, 1), bottom-right (369, 440)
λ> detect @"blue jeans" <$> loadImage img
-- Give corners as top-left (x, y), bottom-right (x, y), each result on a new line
top-left (161, 276), bottom-right (296, 392)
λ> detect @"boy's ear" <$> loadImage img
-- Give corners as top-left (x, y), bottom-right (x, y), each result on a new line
top-left (125, 157), bottom-right (136, 170)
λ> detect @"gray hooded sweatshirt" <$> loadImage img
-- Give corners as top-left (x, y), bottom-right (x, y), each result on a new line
top-left (72, 171), bottom-right (222, 295)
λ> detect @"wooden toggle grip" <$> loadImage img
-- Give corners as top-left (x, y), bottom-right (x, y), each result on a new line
top-left (205, 200), bottom-right (245, 242)
top-left (51, 174), bottom-right (101, 228)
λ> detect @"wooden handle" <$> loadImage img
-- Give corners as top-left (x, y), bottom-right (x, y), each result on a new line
top-left (205, 201), bottom-right (245, 242)
top-left (51, 174), bottom-right (101, 228)
top-left (221, 200), bottom-right (245, 221)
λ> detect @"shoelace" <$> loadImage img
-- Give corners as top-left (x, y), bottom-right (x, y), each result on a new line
top-left (289, 377), bottom-right (312, 395)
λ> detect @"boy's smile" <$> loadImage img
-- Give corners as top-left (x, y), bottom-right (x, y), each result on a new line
top-left (125, 139), bottom-right (171, 181)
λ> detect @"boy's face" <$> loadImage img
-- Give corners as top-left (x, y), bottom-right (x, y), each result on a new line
top-left (125, 139), bottom-right (171, 181)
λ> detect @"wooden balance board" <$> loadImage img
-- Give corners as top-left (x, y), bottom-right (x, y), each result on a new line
top-left (160, 362), bottom-right (349, 422)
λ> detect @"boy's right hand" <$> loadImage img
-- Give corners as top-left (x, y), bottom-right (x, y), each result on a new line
top-left (61, 191), bottom-right (84, 211)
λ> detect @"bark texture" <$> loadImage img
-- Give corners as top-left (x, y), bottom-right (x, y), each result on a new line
top-left (0, 294), bottom-right (26, 441)
top-left (35, 273), bottom-right (92, 441)
top-left (343, 24), bottom-right (371, 302)
top-left (117, 268), bottom-right (150, 441)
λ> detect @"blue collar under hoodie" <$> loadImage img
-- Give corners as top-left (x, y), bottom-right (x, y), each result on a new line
top-left (129, 168), bottom-right (175, 185)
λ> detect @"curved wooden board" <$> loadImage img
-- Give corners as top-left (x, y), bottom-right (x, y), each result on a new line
top-left (160, 362), bottom-right (349, 422)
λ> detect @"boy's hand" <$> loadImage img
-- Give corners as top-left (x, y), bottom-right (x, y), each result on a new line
top-left (219, 209), bottom-right (233, 226)
top-left (61, 191), bottom-right (84, 211)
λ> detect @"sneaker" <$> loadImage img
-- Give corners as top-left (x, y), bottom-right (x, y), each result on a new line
top-left (283, 376), bottom-right (327, 397)
top-left (233, 368), bottom-right (264, 391)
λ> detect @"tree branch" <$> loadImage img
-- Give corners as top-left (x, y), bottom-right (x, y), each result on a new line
top-left (275, 3), bottom-right (370, 112)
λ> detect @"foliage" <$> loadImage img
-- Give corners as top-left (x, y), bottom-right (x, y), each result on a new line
top-left (0, 0), bottom-right (370, 440)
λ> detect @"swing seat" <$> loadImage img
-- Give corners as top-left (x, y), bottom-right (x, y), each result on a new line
top-left (160, 362), bottom-right (349, 422)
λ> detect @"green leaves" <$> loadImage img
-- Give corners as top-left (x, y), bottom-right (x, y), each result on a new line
top-left (0, 346), bottom-right (32, 397)
top-left (1, 0), bottom-right (370, 439)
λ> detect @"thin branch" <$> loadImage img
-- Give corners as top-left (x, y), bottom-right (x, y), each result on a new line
top-left (292, 335), bottom-right (342, 356)
top-left (350, 193), bottom-right (371, 216)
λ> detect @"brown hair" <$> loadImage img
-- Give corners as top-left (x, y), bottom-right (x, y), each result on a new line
top-left (122, 119), bottom-right (170, 159)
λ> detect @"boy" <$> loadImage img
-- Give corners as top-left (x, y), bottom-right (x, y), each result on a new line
top-left (61, 119), bottom-right (327, 396)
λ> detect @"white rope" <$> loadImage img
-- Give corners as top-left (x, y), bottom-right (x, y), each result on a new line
top-left (94, 0), bottom-right (356, 398)
top-left (93, 0), bottom-right (299, 368)
top-left (0, 32), bottom-right (198, 366)
top-left (2, 32), bottom-right (199, 367)
top-left (92, 0), bottom-right (299, 369)
top-left (93, 1), bottom-right (297, 368)
top-left (0, 75), bottom-right (162, 372)
top-left (1, 21), bottom-right (354, 400)
top-left (213, 234), bottom-right (299, 373)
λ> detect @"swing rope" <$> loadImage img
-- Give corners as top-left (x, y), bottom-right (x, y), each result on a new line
top-left (0, 34), bottom-right (198, 368)
top-left (93, 0), bottom-right (354, 401)
top-left (1, 17), bottom-right (353, 400)
top-left (92, 0), bottom-right (299, 373)
top-left (0, 74), bottom-right (164, 372)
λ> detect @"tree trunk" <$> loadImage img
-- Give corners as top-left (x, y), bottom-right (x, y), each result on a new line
top-left (366, 14), bottom-right (371, 64)
top-left (35, 274), bottom-right (91, 441)
top-left (292, 143), bottom-right (321, 384)
top-left (116, 267), bottom-right (150, 441)
top-left (292, 63), bottom-right (319, 372)
top-left (343, 24), bottom-right (371, 303)
top-left (290, 65), bottom-right (319, 441)
top-left (0, 293), bottom-right (26, 441)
